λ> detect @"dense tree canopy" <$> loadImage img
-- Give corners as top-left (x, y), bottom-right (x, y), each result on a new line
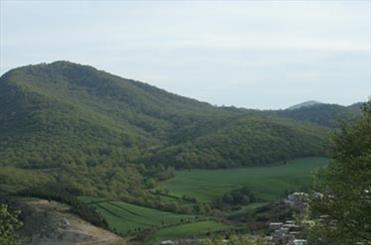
top-left (309, 101), bottom-right (371, 244)
top-left (275, 103), bottom-right (361, 128)
top-left (0, 204), bottom-right (22, 245)
top-left (0, 61), bottom-right (332, 171)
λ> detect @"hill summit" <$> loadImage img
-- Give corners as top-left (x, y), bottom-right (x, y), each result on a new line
top-left (287, 100), bottom-right (323, 110)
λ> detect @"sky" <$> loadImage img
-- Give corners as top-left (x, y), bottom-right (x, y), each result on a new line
top-left (0, 1), bottom-right (370, 109)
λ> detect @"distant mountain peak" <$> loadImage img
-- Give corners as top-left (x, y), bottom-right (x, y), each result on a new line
top-left (287, 100), bottom-right (323, 110)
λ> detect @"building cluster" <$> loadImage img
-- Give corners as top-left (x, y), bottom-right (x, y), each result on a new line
top-left (284, 192), bottom-right (309, 213)
top-left (266, 220), bottom-right (306, 245)
top-left (266, 192), bottom-right (310, 245)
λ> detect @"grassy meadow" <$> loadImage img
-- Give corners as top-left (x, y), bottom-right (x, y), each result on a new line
top-left (80, 196), bottom-right (230, 242)
top-left (146, 220), bottom-right (229, 243)
top-left (79, 196), bottom-right (196, 234)
top-left (158, 157), bottom-right (328, 202)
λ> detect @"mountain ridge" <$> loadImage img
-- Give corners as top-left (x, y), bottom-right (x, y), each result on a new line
top-left (0, 61), bottom-right (360, 170)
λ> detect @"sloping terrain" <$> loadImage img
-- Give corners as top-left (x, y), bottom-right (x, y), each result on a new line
top-left (79, 196), bottom-right (197, 235)
top-left (0, 61), bottom-right (362, 243)
top-left (79, 197), bottom-right (230, 243)
top-left (15, 198), bottom-right (124, 245)
top-left (275, 103), bottom-right (362, 128)
top-left (0, 61), bottom-right (329, 170)
top-left (147, 117), bottom-right (327, 168)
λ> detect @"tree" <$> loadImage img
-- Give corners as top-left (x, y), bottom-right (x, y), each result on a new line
top-left (309, 101), bottom-right (371, 244)
top-left (0, 204), bottom-right (22, 245)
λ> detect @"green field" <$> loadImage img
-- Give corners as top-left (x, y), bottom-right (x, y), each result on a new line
top-left (79, 196), bottom-right (197, 234)
top-left (80, 197), bottom-right (230, 242)
top-left (158, 157), bottom-right (328, 202)
top-left (79, 158), bottom-right (327, 241)
top-left (147, 221), bottom-right (229, 243)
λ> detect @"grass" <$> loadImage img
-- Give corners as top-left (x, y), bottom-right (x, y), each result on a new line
top-left (158, 157), bottom-right (328, 202)
top-left (79, 157), bottom-right (327, 241)
top-left (146, 220), bottom-right (229, 243)
top-left (79, 196), bottom-right (197, 235)
top-left (80, 197), bottom-right (230, 242)
top-left (226, 202), bottom-right (268, 218)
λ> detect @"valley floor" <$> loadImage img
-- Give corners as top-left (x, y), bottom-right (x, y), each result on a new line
top-left (6, 157), bottom-right (328, 244)
top-left (158, 157), bottom-right (328, 202)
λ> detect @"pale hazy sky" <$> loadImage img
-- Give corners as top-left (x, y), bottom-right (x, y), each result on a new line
top-left (0, 1), bottom-right (370, 109)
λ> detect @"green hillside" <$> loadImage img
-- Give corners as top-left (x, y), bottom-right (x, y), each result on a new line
top-left (0, 61), bottom-right (328, 171)
top-left (0, 61), bottom-right (218, 169)
top-left (0, 61), bottom-right (361, 242)
top-left (148, 117), bottom-right (327, 168)
top-left (275, 103), bottom-right (362, 128)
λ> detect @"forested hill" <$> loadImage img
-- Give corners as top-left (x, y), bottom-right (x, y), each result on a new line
top-left (286, 100), bottom-right (322, 110)
top-left (274, 103), bottom-right (362, 128)
top-left (0, 61), bottom-right (354, 169)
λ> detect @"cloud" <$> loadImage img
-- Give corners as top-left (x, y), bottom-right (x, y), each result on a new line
top-left (171, 35), bottom-right (369, 53)
top-left (0, 1), bottom-right (369, 109)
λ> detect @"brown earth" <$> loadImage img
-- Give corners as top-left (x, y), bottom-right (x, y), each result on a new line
top-left (16, 198), bottom-right (125, 245)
